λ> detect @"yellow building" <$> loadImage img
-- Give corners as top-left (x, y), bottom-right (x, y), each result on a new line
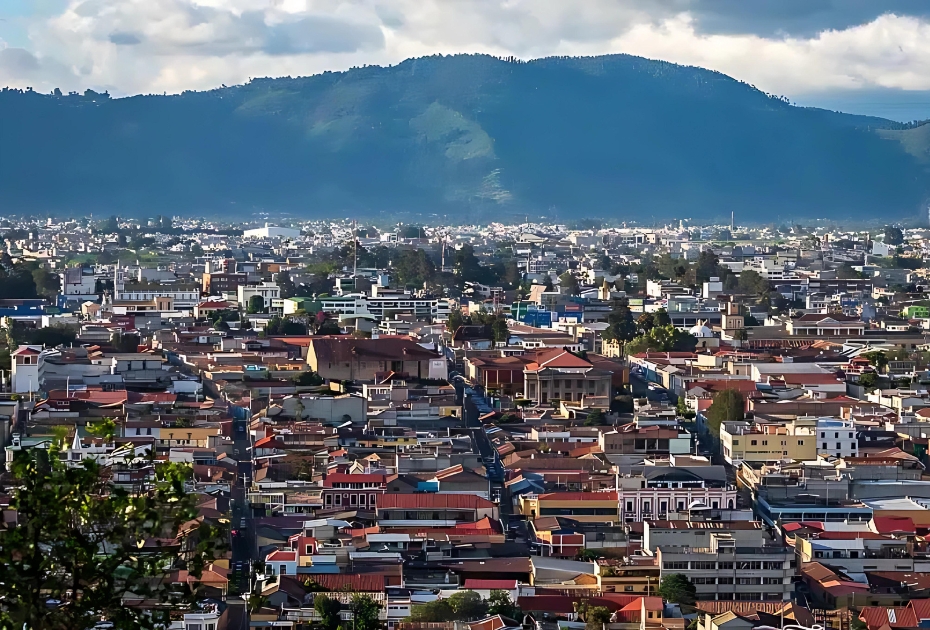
top-left (720, 419), bottom-right (816, 464)
top-left (518, 491), bottom-right (619, 524)
top-left (595, 558), bottom-right (660, 594)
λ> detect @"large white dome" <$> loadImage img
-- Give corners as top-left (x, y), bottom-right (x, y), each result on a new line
top-left (689, 323), bottom-right (714, 338)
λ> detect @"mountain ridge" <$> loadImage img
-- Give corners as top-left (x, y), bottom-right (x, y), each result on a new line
top-left (1, 53), bottom-right (928, 221)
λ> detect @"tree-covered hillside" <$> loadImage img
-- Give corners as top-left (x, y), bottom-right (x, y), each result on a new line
top-left (1, 53), bottom-right (927, 221)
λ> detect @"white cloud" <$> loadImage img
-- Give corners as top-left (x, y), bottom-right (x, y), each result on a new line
top-left (2, 0), bottom-right (929, 98)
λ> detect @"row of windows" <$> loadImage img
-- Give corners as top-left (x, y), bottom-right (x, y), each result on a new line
top-left (324, 493), bottom-right (378, 506)
top-left (663, 561), bottom-right (784, 570)
top-left (539, 508), bottom-right (618, 516)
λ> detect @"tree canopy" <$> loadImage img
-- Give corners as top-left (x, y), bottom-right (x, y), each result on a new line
top-left (704, 389), bottom-right (745, 435)
top-left (0, 449), bottom-right (225, 629)
top-left (657, 573), bottom-right (697, 606)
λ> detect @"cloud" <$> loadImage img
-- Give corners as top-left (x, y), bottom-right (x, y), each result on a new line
top-left (2, 0), bottom-right (929, 112)
top-left (0, 47), bottom-right (40, 73)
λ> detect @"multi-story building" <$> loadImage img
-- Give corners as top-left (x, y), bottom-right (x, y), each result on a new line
top-left (599, 424), bottom-right (692, 457)
top-left (202, 272), bottom-right (247, 296)
top-left (238, 282), bottom-right (281, 310)
top-left (720, 420), bottom-right (817, 464)
top-left (321, 472), bottom-right (390, 510)
top-left (518, 491), bottom-right (620, 524)
top-left (114, 283), bottom-right (201, 308)
top-left (815, 418), bottom-right (859, 459)
top-left (645, 520), bottom-right (795, 601)
top-left (787, 313), bottom-right (866, 336)
top-left (374, 493), bottom-right (498, 527)
top-left (617, 466), bottom-right (738, 522)
top-left (523, 348), bottom-right (614, 407)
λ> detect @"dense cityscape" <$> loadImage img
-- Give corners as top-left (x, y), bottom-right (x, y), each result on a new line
top-left (2, 215), bottom-right (930, 628)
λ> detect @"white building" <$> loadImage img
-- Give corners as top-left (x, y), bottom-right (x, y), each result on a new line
top-left (11, 346), bottom-right (42, 394)
top-left (114, 284), bottom-right (200, 308)
top-left (238, 282), bottom-right (281, 310)
top-left (59, 267), bottom-right (98, 301)
top-left (243, 224), bottom-right (301, 239)
top-left (815, 418), bottom-right (858, 459)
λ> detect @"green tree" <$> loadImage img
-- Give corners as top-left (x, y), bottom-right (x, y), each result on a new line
top-left (637, 312), bottom-right (655, 334)
top-left (653, 307), bottom-right (672, 327)
top-left (111, 331), bottom-right (141, 353)
top-left (447, 309), bottom-right (465, 334)
top-left (86, 417), bottom-right (117, 441)
top-left (393, 249), bottom-right (436, 286)
top-left (862, 351), bottom-right (889, 373)
top-left (447, 591), bottom-right (488, 621)
top-left (626, 325), bottom-right (697, 355)
top-left (247, 294), bottom-right (266, 314)
top-left (487, 590), bottom-right (521, 619)
top-left (884, 226), bottom-right (904, 246)
top-left (32, 266), bottom-right (60, 298)
top-left (293, 371), bottom-right (325, 386)
top-left (704, 389), bottom-right (745, 435)
top-left (657, 573), bottom-right (697, 606)
top-left (694, 250), bottom-right (720, 286)
top-left (0, 450), bottom-right (225, 629)
top-left (559, 271), bottom-right (580, 295)
top-left (603, 299), bottom-right (637, 344)
top-left (351, 594), bottom-right (382, 630)
top-left (858, 371), bottom-right (879, 390)
top-left (585, 606), bottom-right (612, 630)
top-left (409, 599), bottom-right (455, 622)
top-left (584, 409), bottom-right (607, 426)
top-left (738, 269), bottom-right (769, 297)
top-left (491, 317), bottom-right (509, 344)
top-left (315, 594), bottom-right (343, 630)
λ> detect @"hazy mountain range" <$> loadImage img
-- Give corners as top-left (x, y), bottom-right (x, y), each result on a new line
top-left (2, 53), bottom-right (928, 222)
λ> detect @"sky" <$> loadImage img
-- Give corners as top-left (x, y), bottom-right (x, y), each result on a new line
top-left (1, 0), bottom-right (929, 121)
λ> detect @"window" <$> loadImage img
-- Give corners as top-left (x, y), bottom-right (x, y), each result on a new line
top-left (737, 577), bottom-right (762, 585)
top-left (762, 440), bottom-right (768, 446)
top-left (664, 562), bottom-right (689, 570)
top-left (359, 494), bottom-right (366, 506)
top-left (718, 562), bottom-right (733, 570)
top-left (626, 501), bottom-right (634, 512)
top-left (692, 562), bottom-right (716, 570)
top-left (371, 494), bottom-right (377, 505)
top-left (798, 440), bottom-right (804, 445)
top-left (335, 495), bottom-right (341, 505)
top-left (751, 440), bottom-right (757, 446)
top-left (718, 577), bottom-right (734, 584)
top-left (691, 577), bottom-right (716, 584)
top-left (764, 577), bottom-right (783, 585)
top-left (624, 586), bottom-right (634, 592)
top-left (280, 565), bottom-right (287, 575)
top-left (822, 443), bottom-right (828, 450)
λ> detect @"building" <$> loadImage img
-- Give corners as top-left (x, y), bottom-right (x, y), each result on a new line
top-left (115, 283), bottom-right (200, 308)
top-left (243, 224), bottom-right (302, 239)
top-left (307, 337), bottom-right (446, 382)
top-left (59, 266), bottom-right (98, 301)
top-left (519, 491), bottom-right (620, 524)
top-left (321, 472), bottom-right (390, 510)
top-left (374, 493), bottom-right (499, 527)
top-left (646, 520), bottom-right (794, 601)
top-left (815, 418), bottom-right (859, 459)
top-left (617, 467), bottom-right (738, 522)
top-left (787, 314), bottom-right (866, 337)
top-left (11, 345), bottom-right (43, 394)
top-left (238, 282), bottom-right (281, 310)
top-left (720, 420), bottom-right (817, 464)
top-left (202, 272), bottom-right (247, 296)
top-left (523, 348), bottom-right (614, 407)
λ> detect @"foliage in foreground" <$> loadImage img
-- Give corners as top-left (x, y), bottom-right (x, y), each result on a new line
top-left (0, 449), bottom-right (226, 630)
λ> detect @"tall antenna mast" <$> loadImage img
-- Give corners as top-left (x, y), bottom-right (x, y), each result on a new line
top-left (352, 220), bottom-right (357, 279)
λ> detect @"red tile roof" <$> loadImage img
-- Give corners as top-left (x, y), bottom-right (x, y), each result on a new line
top-left (536, 491), bottom-right (618, 502)
top-left (323, 473), bottom-right (389, 486)
top-left (464, 579), bottom-right (518, 590)
top-left (377, 493), bottom-right (496, 510)
top-left (860, 607), bottom-right (917, 630)
top-left (305, 573), bottom-right (385, 592)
